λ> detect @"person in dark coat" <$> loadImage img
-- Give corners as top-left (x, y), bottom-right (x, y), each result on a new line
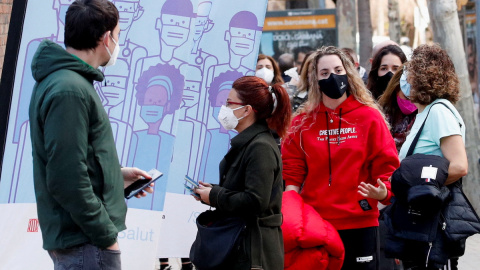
top-left (194, 76), bottom-right (292, 270)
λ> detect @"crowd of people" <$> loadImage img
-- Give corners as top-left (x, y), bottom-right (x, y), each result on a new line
top-left (27, 1), bottom-right (479, 270)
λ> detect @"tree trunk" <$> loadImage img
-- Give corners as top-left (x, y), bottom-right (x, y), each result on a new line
top-left (337, 0), bottom-right (357, 51)
top-left (428, 0), bottom-right (480, 213)
top-left (358, 0), bottom-right (373, 70)
top-left (388, 0), bottom-right (401, 43)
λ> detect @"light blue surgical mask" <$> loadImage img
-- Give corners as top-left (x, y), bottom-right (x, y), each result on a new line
top-left (140, 105), bottom-right (164, 124)
top-left (400, 69), bottom-right (411, 98)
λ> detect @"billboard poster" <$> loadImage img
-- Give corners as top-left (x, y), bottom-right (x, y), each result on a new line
top-left (0, 0), bottom-right (268, 268)
top-left (259, 9), bottom-right (337, 59)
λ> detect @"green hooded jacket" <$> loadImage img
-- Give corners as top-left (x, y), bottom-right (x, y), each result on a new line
top-left (29, 40), bottom-right (127, 250)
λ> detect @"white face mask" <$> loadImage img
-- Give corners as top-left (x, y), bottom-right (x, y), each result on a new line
top-left (104, 34), bottom-right (120, 67)
top-left (217, 105), bottom-right (245, 130)
top-left (255, 67), bottom-right (274, 84)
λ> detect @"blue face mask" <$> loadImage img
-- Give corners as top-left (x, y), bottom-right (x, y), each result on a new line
top-left (400, 69), bottom-right (411, 98)
top-left (140, 105), bottom-right (164, 124)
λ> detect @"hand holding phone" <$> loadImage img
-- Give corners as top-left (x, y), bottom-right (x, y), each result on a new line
top-left (184, 184), bottom-right (201, 199)
top-left (124, 169), bottom-right (163, 199)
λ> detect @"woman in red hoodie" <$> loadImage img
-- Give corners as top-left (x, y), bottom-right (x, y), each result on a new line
top-left (281, 46), bottom-right (399, 270)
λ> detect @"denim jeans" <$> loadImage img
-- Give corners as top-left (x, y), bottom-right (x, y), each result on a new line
top-left (48, 243), bottom-right (121, 270)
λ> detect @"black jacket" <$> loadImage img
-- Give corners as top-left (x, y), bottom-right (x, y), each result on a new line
top-left (385, 180), bottom-right (480, 268)
top-left (209, 120), bottom-right (284, 270)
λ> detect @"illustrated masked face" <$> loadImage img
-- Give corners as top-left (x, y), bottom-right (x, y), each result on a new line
top-left (182, 80), bottom-right (201, 108)
top-left (159, 14), bottom-right (191, 47)
top-left (193, 16), bottom-right (209, 42)
top-left (102, 74), bottom-right (127, 107)
top-left (114, 1), bottom-right (142, 31)
top-left (227, 27), bottom-right (256, 56)
top-left (140, 85), bottom-right (169, 124)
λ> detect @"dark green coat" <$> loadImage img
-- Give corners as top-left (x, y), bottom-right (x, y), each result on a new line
top-left (209, 121), bottom-right (284, 270)
top-left (29, 40), bottom-right (126, 250)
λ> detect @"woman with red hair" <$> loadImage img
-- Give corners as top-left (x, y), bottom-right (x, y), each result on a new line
top-left (194, 76), bottom-right (292, 270)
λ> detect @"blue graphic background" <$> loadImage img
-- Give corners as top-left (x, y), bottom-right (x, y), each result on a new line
top-left (0, 0), bottom-right (268, 211)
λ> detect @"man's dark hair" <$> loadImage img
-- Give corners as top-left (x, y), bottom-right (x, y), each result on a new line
top-left (292, 46), bottom-right (313, 62)
top-left (65, 0), bottom-right (119, 50)
top-left (278, 53), bottom-right (295, 73)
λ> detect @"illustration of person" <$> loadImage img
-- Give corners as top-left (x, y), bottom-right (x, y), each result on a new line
top-left (187, 0), bottom-right (219, 126)
top-left (0, 0), bottom-right (72, 204)
top-left (133, 0), bottom-right (195, 74)
top-left (166, 65), bottom-right (209, 193)
top-left (190, 0), bottom-right (217, 71)
top-left (110, 0), bottom-right (148, 125)
top-left (204, 10), bottom-right (263, 96)
top-left (198, 71), bottom-right (243, 183)
top-left (126, 64), bottom-right (184, 211)
top-left (95, 59), bottom-right (135, 165)
top-left (131, 0), bottom-right (196, 128)
top-left (12, 0), bottom-right (70, 145)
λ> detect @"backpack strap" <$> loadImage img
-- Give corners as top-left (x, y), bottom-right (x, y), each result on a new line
top-left (406, 102), bottom-right (461, 157)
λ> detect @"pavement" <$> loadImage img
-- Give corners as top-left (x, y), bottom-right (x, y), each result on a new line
top-left (156, 234), bottom-right (480, 269)
top-left (458, 233), bottom-right (480, 270)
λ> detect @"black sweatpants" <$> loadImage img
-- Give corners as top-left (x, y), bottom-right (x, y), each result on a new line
top-left (338, 226), bottom-right (379, 270)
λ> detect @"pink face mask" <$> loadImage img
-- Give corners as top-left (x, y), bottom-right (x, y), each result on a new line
top-left (397, 95), bottom-right (417, 115)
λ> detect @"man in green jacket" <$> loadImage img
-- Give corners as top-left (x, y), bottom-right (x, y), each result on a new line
top-left (29, 1), bottom-right (152, 269)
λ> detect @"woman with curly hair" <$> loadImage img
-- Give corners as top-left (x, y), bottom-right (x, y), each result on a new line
top-left (367, 45), bottom-right (407, 100)
top-left (378, 65), bottom-right (418, 152)
top-left (282, 46), bottom-right (399, 270)
top-left (391, 44), bottom-right (469, 270)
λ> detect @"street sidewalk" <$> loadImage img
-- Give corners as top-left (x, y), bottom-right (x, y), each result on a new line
top-left (157, 234), bottom-right (480, 269)
top-left (458, 233), bottom-right (480, 270)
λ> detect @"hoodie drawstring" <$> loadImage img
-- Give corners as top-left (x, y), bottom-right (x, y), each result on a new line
top-left (337, 108), bottom-right (342, 145)
top-left (325, 112), bottom-right (332, 187)
top-left (325, 108), bottom-right (343, 187)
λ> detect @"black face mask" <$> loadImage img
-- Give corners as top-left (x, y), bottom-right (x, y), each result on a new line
top-left (318, 73), bottom-right (349, 99)
top-left (376, 71), bottom-right (394, 97)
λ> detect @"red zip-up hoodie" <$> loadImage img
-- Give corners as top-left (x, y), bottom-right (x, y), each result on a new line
top-left (282, 95), bottom-right (399, 230)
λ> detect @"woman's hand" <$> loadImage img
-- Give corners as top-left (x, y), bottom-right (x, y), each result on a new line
top-left (199, 181), bottom-right (212, 188)
top-left (358, 179), bottom-right (387, 201)
top-left (195, 184), bottom-right (212, 205)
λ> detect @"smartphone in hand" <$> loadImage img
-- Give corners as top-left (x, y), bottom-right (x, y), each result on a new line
top-left (184, 184), bottom-right (200, 199)
top-left (124, 169), bottom-right (163, 199)
top-left (184, 175), bottom-right (199, 188)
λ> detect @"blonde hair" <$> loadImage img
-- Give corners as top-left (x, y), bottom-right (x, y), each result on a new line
top-left (291, 46), bottom-right (388, 133)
